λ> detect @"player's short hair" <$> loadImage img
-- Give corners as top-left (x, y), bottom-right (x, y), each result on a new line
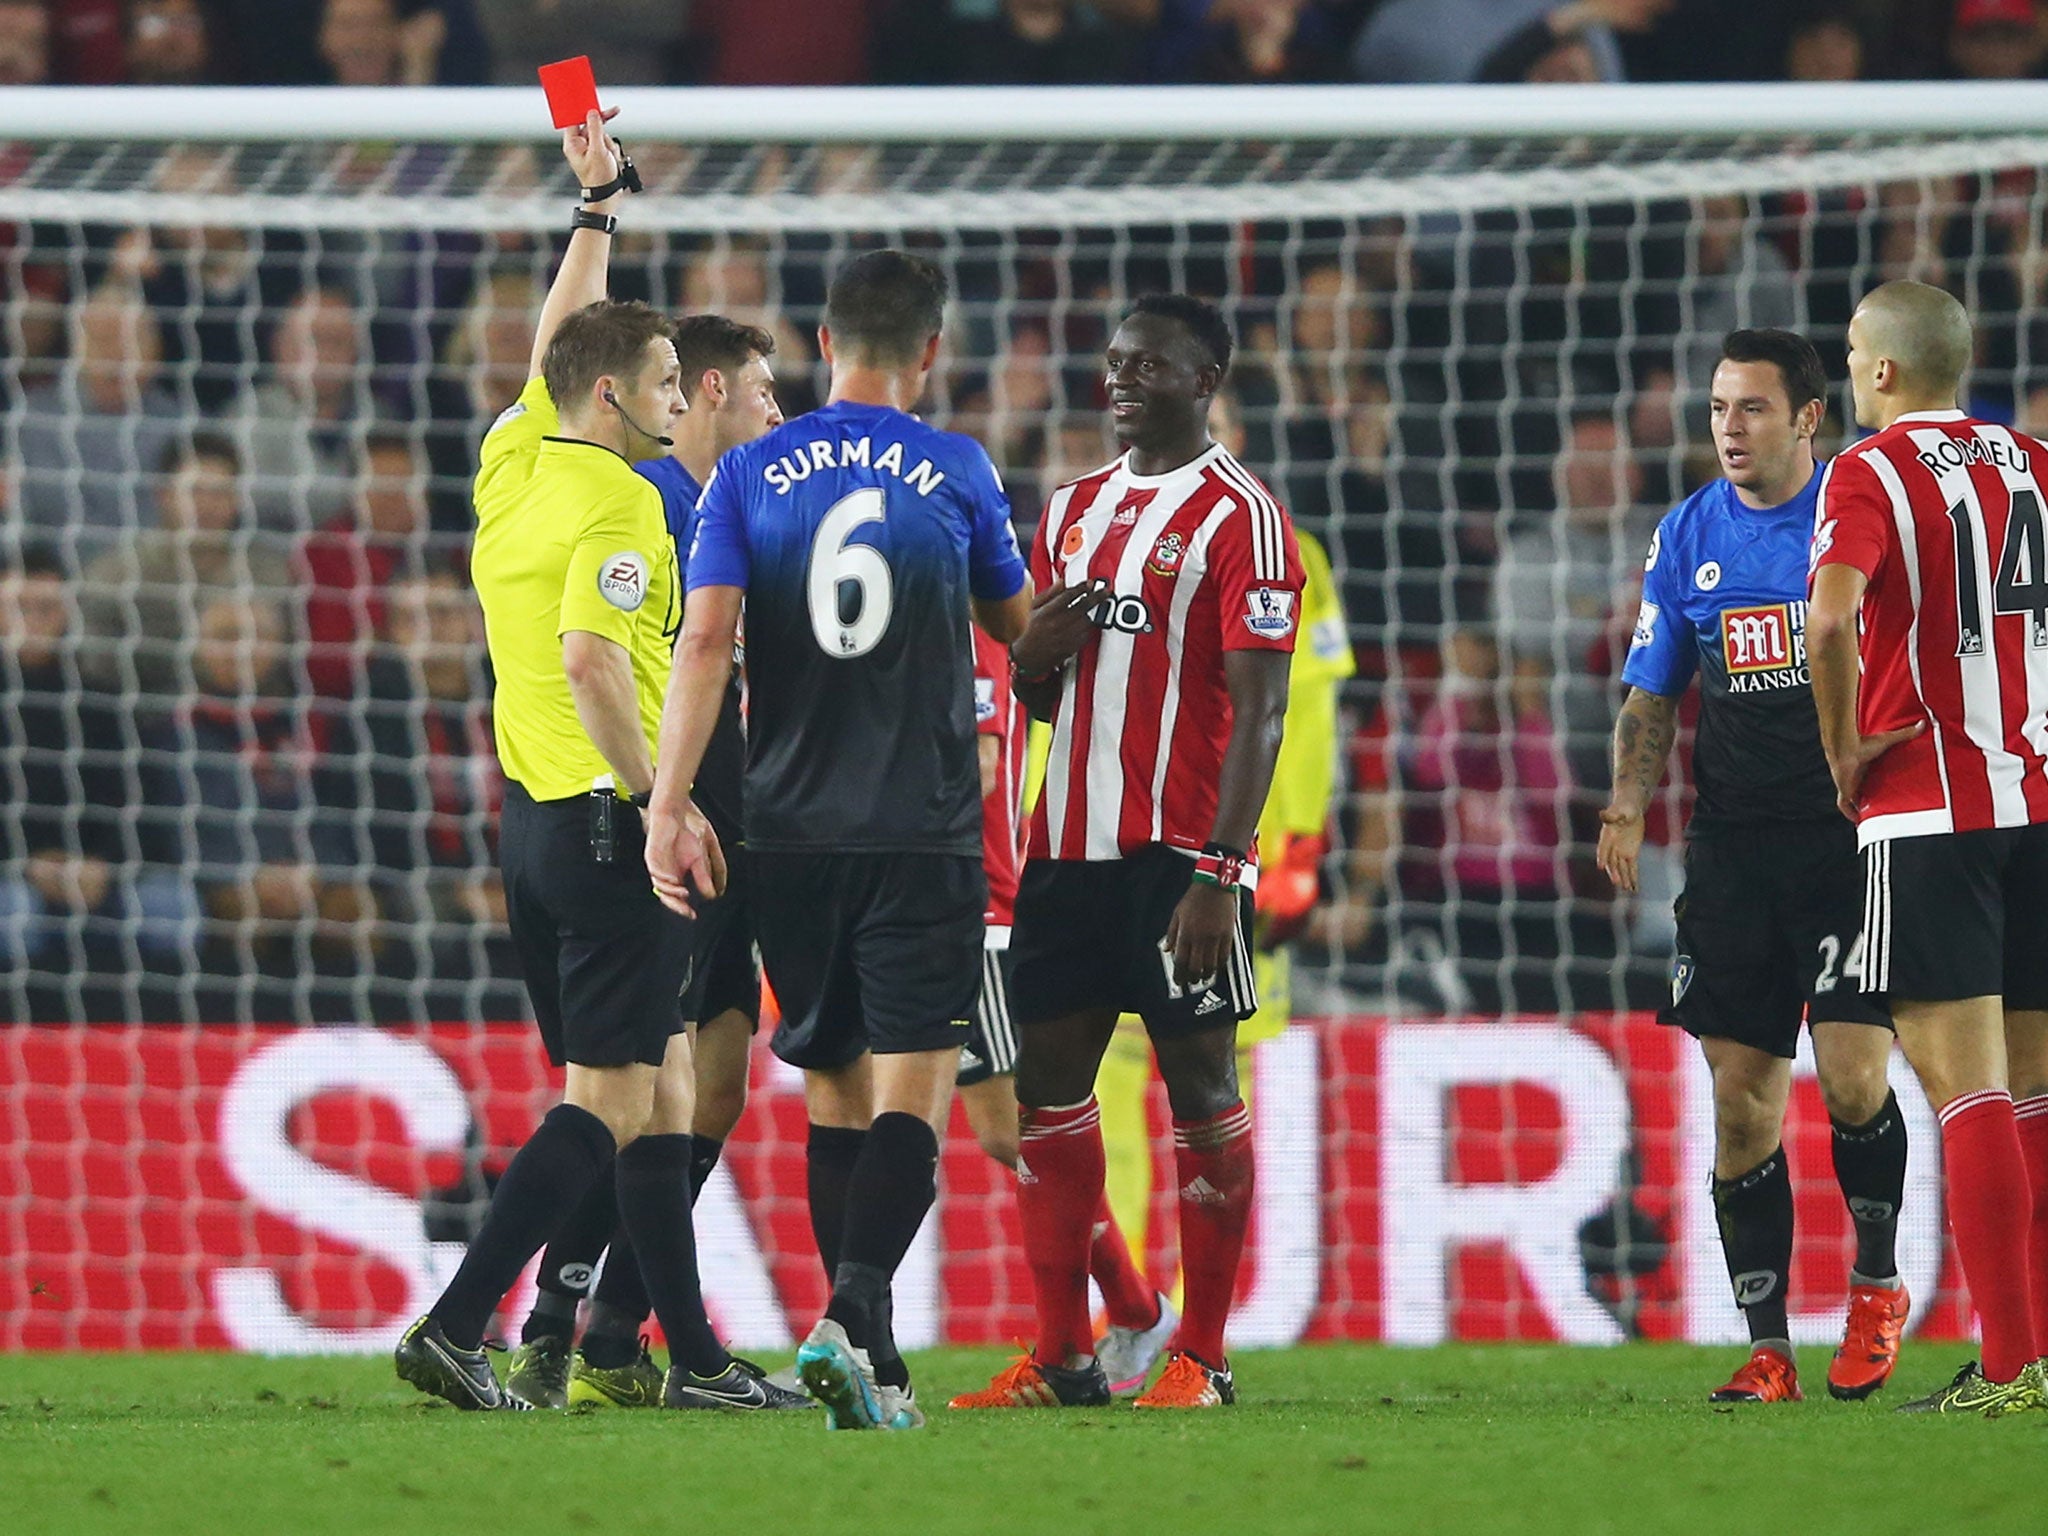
top-left (1719, 328), bottom-right (1828, 413)
top-left (824, 249), bottom-right (947, 367)
top-left (1857, 280), bottom-right (1973, 394)
top-left (541, 299), bottom-right (672, 413)
top-left (671, 313), bottom-right (776, 403)
top-left (4, 543), bottom-right (64, 582)
top-left (1126, 293), bottom-right (1234, 377)
top-left (159, 430), bottom-right (241, 477)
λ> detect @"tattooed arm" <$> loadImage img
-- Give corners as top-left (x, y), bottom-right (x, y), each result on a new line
top-left (1596, 686), bottom-right (1679, 893)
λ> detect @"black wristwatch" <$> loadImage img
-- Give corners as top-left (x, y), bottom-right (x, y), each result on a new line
top-left (626, 789), bottom-right (654, 810)
top-left (580, 145), bottom-right (644, 203)
top-left (570, 208), bottom-right (617, 236)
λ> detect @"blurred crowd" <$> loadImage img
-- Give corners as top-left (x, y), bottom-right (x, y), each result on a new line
top-left (8, 2), bottom-right (2048, 1028)
top-left (13, 141), bottom-right (2048, 1025)
top-left (10, 0), bottom-right (2048, 90)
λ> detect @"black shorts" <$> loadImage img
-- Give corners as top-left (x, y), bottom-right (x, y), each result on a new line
top-left (682, 849), bottom-right (760, 1030)
top-left (1664, 820), bottom-right (1891, 1059)
top-left (499, 782), bottom-right (694, 1070)
top-left (957, 941), bottom-right (1019, 1088)
top-left (751, 850), bottom-right (985, 1072)
top-left (1860, 823), bottom-right (2048, 1006)
top-left (1010, 845), bottom-right (1256, 1041)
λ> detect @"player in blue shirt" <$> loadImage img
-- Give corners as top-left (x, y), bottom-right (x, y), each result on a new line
top-left (519, 314), bottom-right (792, 1409)
top-left (1598, 330), bottom-right (1909, 1406)
top-left (646, 250), bottom-right (1031, 1430)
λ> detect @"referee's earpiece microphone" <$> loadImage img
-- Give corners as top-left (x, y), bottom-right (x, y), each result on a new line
top-left (604, 388), bottom-right (675, 448)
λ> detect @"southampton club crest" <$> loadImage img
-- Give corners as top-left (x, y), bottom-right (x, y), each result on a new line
top-left (1146, 530), bottom-right (1187, 578)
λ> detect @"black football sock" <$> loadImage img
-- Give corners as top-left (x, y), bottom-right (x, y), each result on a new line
top-left (1830, 1091), bottom-right (1908, 1284)
top-left (689, 1134), bottom-right (726, 1208)
top-left (807, 1123), bottom-right (868, 1281)
top-left (430, 1102), bottom-right (615, 1351)
top-left (822, 1112), bottom-right (938, 1388)
top-left (1713, 1146), bottom-right (1794, 1351)
top-left (614, 1133), bottom-right (729, 1379)
top-left (521, 1168), bottom-right (619, 1343)
top-left (578, 1219), bottom-right (652, 1370)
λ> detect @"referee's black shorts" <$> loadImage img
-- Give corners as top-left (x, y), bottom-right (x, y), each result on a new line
top-left (1663, 818), bottom-right (1890, 1059)
top-left (1010, 844), bottom-right (1256, 1040)
top-left (752, 850), bottom-right (985, 1072)
top-left (1859, 823), bottom-right (2048, 1006)
top-left (499, 781), bottom-right (694, 1070)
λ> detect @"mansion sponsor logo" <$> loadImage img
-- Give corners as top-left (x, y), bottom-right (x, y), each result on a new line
top-left (1720, 601), bottom-right (1810, 693)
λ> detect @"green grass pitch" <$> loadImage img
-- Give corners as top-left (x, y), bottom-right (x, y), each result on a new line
top-left (0, 1344), bottom-right (2039, 1535)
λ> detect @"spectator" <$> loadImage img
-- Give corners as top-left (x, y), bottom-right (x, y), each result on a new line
top-left (1949, 0), bottom-right (2046, 80)
top-left (229, 285), bottom-right (361, 534)
top-left (1353, 0), bottom-right (1668, 83)
top-left (147, 594), bottom-right (364, 1008)
top-left (77, 433), bottom-right (292, 697)
top-left (0, 549), bottom-right (193, 1016)
top-left (318, 0), bottom-right (454, 85)
top-left (1393, 625), bottom-right (1572, 1014)
top-left (126, 0), bottom-right (215, 84)
top-left (476, 0), bottom-right (686, 84)
top-left (299, 431), bottom-right (429, 698)
top-left (679, 0), bottom-right (885, 84)
top-left (348, 568), bottom-right (515, 1002)
top-left (0, 0), bottom-right (49, 85)
top-left (882, 0), bottom-right (1138, 84)
top-left (1144, 0), bottom-right (1358, 83)
top-left (1490, 408), bottom-right (1657, 789)
top-left (1784, 4), bottom-right (1863, 81)
top-left (8, 279), bottom-right (180, 562)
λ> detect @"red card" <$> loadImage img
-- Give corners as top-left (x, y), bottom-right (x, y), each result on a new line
top-left (538, 56), bottom-right (601, 131)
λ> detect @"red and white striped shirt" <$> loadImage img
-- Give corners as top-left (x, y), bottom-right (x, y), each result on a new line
top-left (973, 626), bottom-right (1026, 935)
top-left (1027, 443), bottom-right (1303, 863)
top-left (1812, 410), bottom-right (2048, 844)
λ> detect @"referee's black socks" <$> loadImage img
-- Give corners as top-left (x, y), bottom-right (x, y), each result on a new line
top-left (615, 1133), bottom-right (729, 1378)
top-left (1713, 1146), bottom-right (1794, 1350)
top-left (822, 1112), bottom-right (939, 1390)
top-left (430, 1102), bottom-right (615, 1351)
top-left (1831, 1090), bottom-right (1908, 1284)
top-left (522, 1170), bottom-right (621, 1344)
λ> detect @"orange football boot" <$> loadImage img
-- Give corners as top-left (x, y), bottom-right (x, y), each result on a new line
top-left (1827, 1284), bottom-right (1910, 1401)
top-left (1132, 1350), bottom-right (1235, 1409)
top-left (948, 1354), bottom-right (1109, 1409)
top-left (1708, 1346), bottom-right (1802, 1403)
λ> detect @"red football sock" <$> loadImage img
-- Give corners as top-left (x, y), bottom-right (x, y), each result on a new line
top-left (1939, 1089), bottom-right (2039, 1382)
top-left (2015, 1095), bottom-right (2048, 1357)
top-left (1088, 1194), bottom-right (1158, 1331)
top-left (1016, 1099), bottom-right (1106, 1367)
top-left (1169, 1101), bottom-right (1255, 1367)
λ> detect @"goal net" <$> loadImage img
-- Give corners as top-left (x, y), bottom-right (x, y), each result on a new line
top-left (1, 84), bottom-right (2030, 1352)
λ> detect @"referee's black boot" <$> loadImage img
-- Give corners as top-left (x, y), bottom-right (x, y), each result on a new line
top-left (395, 1315), bottom-right (530, 1412)
top-left (663, 1355), bottom-right (811, 1411)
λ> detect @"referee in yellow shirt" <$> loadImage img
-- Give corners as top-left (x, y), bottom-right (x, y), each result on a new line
top-left (395, 109), bottom-right (798, 1413)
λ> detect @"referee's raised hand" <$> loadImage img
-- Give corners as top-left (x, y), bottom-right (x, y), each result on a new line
top-left (646, 794), bottom-right (727, 918)
top-left (563, 106), bottom-right (624, 208)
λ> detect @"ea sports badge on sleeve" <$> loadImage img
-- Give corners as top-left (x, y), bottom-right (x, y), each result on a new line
top-left (599, 550), bottom-right (649, 611)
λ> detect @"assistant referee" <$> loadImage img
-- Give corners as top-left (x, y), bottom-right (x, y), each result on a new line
top-left (395, 109), bottom-right (793, 1413)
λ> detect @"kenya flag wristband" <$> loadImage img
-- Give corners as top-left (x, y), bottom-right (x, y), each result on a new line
top-left (1192, 844), bottom-right (1246, 890)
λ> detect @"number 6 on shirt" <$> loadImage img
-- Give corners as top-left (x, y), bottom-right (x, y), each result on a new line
top-left (807, 487), bottom-right (894, 657)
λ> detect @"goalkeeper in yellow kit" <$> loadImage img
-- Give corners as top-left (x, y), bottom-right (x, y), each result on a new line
top-left (1091, 525), bottom-right (1352, 1384)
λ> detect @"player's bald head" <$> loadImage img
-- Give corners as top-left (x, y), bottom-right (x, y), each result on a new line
top-left (1853, 281), bottom-right (1973, 394)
